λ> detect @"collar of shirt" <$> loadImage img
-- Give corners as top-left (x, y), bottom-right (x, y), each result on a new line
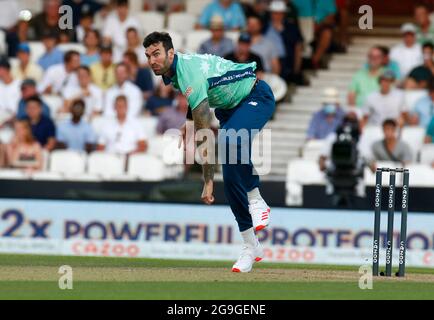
top-left (162, 53), bottom-right (178, 85)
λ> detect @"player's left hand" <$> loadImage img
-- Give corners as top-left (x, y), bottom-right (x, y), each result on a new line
top-left (201, 180), bottom-right (215, 205)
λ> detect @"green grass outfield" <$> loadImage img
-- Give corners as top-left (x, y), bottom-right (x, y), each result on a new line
top-left (0, 254), bottom-right (433, 300)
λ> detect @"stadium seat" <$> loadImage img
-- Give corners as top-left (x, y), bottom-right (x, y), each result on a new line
top-left (286, 158), bottom-right (325, 185)
top-left (302, 140), bottom-right (326, 160)
top-left (17, 0), bottom-right (43, 14)
top-left (359, 126), bottom-right (383, 159)
top-left (167, 13), bottom-right (196, 34)
top-left (128, 0), bottom-right (144, 12)
top-left (185, 30), bottom-right (211, 53)
top-left (87, 152), bottom-right (126, 179)
top-left (420, 144), bottom-right (434, 165)
top-left (364, 161), bottom-right (401, 186)
top-left (138, 116), bottom-right (158, 138)
top-left (31, 171), bottom-right (63, 181)
top-left (163, 30), bottom-right (184, 52)
top-left (28, 41), bottom-right (46, 63)
top-left (0, 127), bottom-right (14, 144)
top-left (0, 30), bottom-right (7, 55)
top-left (0, 169), bottom-right (27, 180)
top-left (404, 164), bottom-right (434, 187)
top-left (403, 89), bottom-right (427, 112)
top-left (49, 150), bottom-right (87, 175)
top-left (186, 0), bottom-right (212, 17)
top-left (128, 154), bottom-right (166, 181)
top-left (90, 116), bottom-right (107, 137)
top-left (401, 126), bottom-right (425, 162)
top-left (148, 134), bottom-right (184, 165)
top-left (42, 95), bottom-right (63, 119)
top-left (136, 12), bottom-right (165, 35)
top-left (57, 43), bottom-right (86, 54)
top-left (262, 73), bottom-right (288, 102)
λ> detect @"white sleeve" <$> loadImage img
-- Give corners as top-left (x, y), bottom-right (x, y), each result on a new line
top-left (37, 68), bottom-right (54, 93)
top-left (134, 120), bottom-right (147, 141)
top-left (128, 84), bottom-right (144, 118)
top-left (93, 87), bottom-right (104, 112)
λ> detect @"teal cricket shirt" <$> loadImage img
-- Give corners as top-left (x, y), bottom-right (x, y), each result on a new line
top-left (163, 53), bottom-right (257, 110)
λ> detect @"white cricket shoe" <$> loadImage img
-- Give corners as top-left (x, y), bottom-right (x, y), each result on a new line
top-left (232, 242), bottom-right (264, 273)
top-left (249, 199), bottom-right (271, 232)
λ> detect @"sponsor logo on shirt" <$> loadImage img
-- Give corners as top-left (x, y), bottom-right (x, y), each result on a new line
top-left (185, 87), bottom-right (193, 98)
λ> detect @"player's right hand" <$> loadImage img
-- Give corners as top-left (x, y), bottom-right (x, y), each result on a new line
top-left (201, 180), bottom-right (215, 205)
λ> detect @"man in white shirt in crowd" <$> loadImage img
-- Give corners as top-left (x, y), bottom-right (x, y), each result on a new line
top-left (38, 50), bottom-right (80, 96)
top-left (103, 63), bottom-right (143, 119)
top-left (126, 27), bottom-right (148, 66)
top-left (0, 59), bottom-right (21, 127)
top-left (102, 0), bottom-right (141, 64)
top-left (11, 43), bottom-right (43, 82)
top-left (390, 23), bottom-right (423, 78)
top-left (97, 95), bottom-right (147, 155)
top-left (63, 66), bottom-right (103, 120)
top-left (362, 70), bottom-right (405, 127)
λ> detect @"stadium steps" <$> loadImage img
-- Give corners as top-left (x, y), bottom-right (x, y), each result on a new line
top-left (263, 34), bottom-right (401, 177)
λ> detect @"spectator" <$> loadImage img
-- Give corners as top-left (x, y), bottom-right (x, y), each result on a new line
top-left (62, 0), bottom-right (103, 28)
top-left (266, 1), bottom-right (305, 84)
top-left (306, 87), bottom-right (345, 140)
top-left (247, 14), bottom-right (281, 74)
top-left (5, 16), bottom-right (31, 57)
top-left (370, 119), bottom-right (412, 169)
top-left (390, 23), bottom-right (423, 78)
top-left (38, 30), bottom-right (64, 71)
top-left (414, 3), bottom-right (434, 45)
top-left (126, 27), bottom-right (148, 66)
top-left (198, 15), bottom-right (234, 56)
top-left (310, 0), bottom-right (337, 69)
top-left (362, 70), bottom-right (405, 127)
top-left (17, 79), bottom-right (51, 120)
top-left (198, 15), bottom-right (235, 57)
top-left (197, 0), bottom-right (246, 31)
top-left (348, 46), bottom-right (384, 107)
top-left (404, 42), bottom-right (434, 90)
top-left (6, 120), bottom-right (43, 172)
top-left (81, 30), bottom-right (101, 67)
top-left (242, 0), bottom-right (271, 33)
top-left (11, 43), bottom-right (43, 82)
top-left (0, 59), bottom-right (21, 126)
top-left (90, 44), bottom-right (116, 90)
top-left (157, 93), bottom-right (189, 134)
top-left (0, 0), bottom-right (19, 30)
top-left (97, 95), bottom-right (147, 155)
top-left (75, 12), bottom-right (96, 43)
top-left (56, 99), bottom-right (97, 152)
top-left (145, 80), bottom-right (176, 116)
top-left (123, 51), bottom-right (154, 100)
top-left (102, 0), bottom-right (141, 64)
top-left (38, 50), bottom-right (81, 96)
top-left (408, 78), bottom-right (434, 128)
top-left (28, 0), bottom-right (74, 41)
top-left (103, 63), bottom-right (143, 119)
top-left (24, 96), bottom-right (56, 151)
top-left (225, 33), bottom-right (265, 78)
top-left (62, 66), bottom-right (103, 120)
top-left (370, 46), bottom-right (401, 81)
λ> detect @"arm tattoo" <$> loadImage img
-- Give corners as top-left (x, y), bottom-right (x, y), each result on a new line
top-left (192, 98), bottom-right (214, 183)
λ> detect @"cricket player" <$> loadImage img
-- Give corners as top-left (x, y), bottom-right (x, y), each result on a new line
top-left (143, 32), bottom-right (275, 272)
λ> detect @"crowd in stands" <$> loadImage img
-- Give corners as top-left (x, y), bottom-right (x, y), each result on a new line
top-left (307, 3), bottom-right (434, 172)
top-left (0, 0), bottom-right (347, 175)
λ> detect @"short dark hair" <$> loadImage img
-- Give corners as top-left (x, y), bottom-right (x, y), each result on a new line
top-left (85, 29), bottom-right (100, 41)
top-left (143, 32), bottom-right (174, 52)
top-left (415, 3), bottom-right (430, 11)
top-left (376, 45), bottom-right (389, 56)
top-left (116, 0), bottom-right (129, 7)
top-left (71, 99), bottom-right (86, 110)
top-left (383, 118), bottom-right (397, 128)
top-left (78, 65), bottom-right (91, 74)
top-left (423, 41), bottom-right (434, 50)
top-left (126, 27), bottom-right (138, 35)
top-left (429, 77), bottom-right (434, 93)
top-left (115, 95), bottom-right (128, 104)
top-left (64, 50), bottom-right (80, 64)
top-left (25, 95), bottom-right (43, 106)
top-left (123, 50), bottom-right (139, 65)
